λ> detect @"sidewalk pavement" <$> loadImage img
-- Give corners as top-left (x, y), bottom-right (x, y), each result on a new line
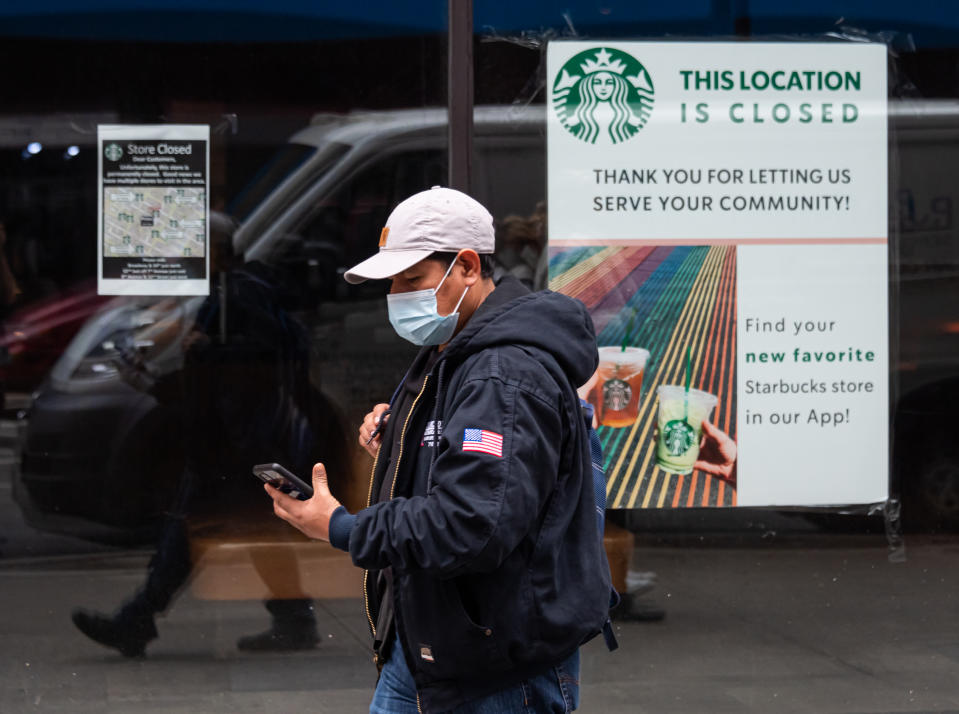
top-left (1, 535), bottom-right (958, 713)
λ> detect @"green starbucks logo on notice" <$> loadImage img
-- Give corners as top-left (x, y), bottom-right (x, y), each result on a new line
top-left (552, 47), bottom-right (655, 145)
top-left (104, 143), bottom-right (123, 161)
top-left (662, 419), bottom-right (695, 457)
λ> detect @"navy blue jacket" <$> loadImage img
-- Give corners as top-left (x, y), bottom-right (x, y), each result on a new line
top-left (330, 277), bottom-right (611, 712)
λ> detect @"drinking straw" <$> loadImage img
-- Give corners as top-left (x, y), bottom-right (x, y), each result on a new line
top-left (621, 307), bottom-right (637, 352)
top-left (683, 345), bottom-right (691, 422)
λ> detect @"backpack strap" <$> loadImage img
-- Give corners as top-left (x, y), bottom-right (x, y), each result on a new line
top-left (580, 400), bottom-right (619, 652)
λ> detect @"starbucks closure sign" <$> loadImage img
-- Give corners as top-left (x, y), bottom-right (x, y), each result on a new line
top-left (547, 42), bottom-right (888, 509)
top-left (98, 124), bottom-right (210, 296)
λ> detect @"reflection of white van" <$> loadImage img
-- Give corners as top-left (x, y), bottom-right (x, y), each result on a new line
top-left (231, 100), bottom-right (959, 530)
top-left (231, 105), bottom-right (551, 437)
top-left (235, 105), bottom-right (548, 286)
top-left (15, 101), bottom-right (959, 542)
top-left (15, 106), bottom-right (552, 543)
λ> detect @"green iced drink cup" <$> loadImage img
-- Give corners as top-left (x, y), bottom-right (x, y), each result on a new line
top-left (655, 385), bottom-right (718, 475)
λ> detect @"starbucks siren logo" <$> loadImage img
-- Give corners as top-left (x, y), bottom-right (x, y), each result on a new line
top-left (552, 47), bottom-right (654, 145)
top-left (603, 378), bottom-right (632, 412)
top-left (662, 419), bottom-right (696, 457)
top-left (104, 143), bottom-right (123, 161)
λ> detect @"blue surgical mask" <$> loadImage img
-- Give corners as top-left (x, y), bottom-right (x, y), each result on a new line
top-left (387, 258), bottom-right (470, 346)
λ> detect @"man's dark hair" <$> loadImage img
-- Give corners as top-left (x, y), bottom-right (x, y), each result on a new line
top-left (429, 251), bottom-right (496, 279)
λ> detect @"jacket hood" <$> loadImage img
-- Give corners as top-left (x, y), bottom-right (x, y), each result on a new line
top-left (441, 276), bottom-right (598, 388)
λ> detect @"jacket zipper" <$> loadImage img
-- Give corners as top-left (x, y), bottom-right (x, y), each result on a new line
top-left (389, 375), bottom-right (429, 499)
top-left (391, 375), bottom-right (430, 714)
top-left (362, 444), bottom-right (382, 638)
top-left (362, 376), bottom-right (431, 644)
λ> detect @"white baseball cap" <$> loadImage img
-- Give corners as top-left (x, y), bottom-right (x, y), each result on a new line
top-left (343, 186), bottom-right (494, 284)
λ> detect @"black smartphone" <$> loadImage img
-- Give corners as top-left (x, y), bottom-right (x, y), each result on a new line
top-left (253, 463), bottom-right (314, 501)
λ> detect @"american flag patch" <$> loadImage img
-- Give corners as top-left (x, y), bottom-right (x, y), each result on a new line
top-left (462, 428), bottom-right (503, 457)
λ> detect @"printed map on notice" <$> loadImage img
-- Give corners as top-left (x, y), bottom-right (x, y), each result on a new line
top-left (103, 187), bottom-right (206, 259)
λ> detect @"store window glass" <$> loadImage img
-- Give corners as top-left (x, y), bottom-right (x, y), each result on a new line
top-left (0, 2), bottom-right (449, 710)
top-left (3, 0), bottom-right (959, 711)
top-left (472, 1), bottom-right (959, 711)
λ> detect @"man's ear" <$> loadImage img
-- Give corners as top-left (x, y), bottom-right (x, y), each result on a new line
top-left (457, 249), bottom-right (482, 285)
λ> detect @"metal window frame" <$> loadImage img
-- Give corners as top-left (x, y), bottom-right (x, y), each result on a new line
top-left (447, 0), bottom-right (473, 192)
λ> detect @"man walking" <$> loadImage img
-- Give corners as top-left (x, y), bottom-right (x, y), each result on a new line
top-left (266, 187), bottom-right (612, 713)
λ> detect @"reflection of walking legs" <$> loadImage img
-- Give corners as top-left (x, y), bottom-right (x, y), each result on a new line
top-left (238, 545), bottom-right (319, 651)
top-left (604, 521), bottom-right (665, 622)
top-left (71, 470), bottom-right (196, 657)
top-left (71, 470), bottom-right (321, 655)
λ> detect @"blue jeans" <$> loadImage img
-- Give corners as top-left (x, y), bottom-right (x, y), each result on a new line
top-left (370, 635), bottom-right (580, 713)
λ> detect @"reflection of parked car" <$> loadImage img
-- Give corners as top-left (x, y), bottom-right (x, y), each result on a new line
top-left (14, 296), bottom-right (201, 542)
top-left (0, 280), bottom-right (111, 394)
top-left (13, 102), bottom-right (959, 540)
top-left (889, 103), bottom-right (959, 530)
top-left (895, 375), bottom-right (959, 530)
top-left (13, 106), bottom-right (548, 544)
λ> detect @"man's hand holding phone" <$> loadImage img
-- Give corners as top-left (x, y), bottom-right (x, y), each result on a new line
top-left (253, 462), bottom-right (314, 500)
top-left (263, 462), bottom-right (342, 542)
top-left (359, 403), bottom-right (391, 458)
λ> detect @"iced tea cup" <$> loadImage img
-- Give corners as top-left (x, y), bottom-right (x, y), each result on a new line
top-left (596, 347), bottom-right (650, 428)
top-left (655, 386), bottom-right (718, 474)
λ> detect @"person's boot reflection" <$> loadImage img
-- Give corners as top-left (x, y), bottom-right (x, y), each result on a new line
top-left (604, 521), bottom-right (665, 622)
top-left (237, 545), bottom-right (319, 651)
top-left (71, 469), bottom-right (196, 657)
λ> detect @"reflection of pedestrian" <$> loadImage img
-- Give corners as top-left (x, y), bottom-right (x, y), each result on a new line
top-left (494, 201), bottom-right (547, 288)
top-left (605, 521), bottom-right (665, 623)
top-left (72, 224), bottom-right (347, 656)
top-left (0, 219), bottom-right (22, 314)
top-left (605, 421), bottom-right (736, 621)
top-left (0, 217), bottom-right (21, 411)
top-left (6, 213), bottom-right (56, 302)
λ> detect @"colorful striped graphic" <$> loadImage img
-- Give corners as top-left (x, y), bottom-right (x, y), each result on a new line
top-left (550, 245), bottom-right (737, 508)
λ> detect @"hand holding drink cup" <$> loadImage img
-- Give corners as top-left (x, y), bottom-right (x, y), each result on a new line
top-left (693, 418), bottom-right (737, 482)
top-left (655, 385), bottom-right (718, 474)
top-left (653, 346), bottom-right (722, 475)
top-left (589, 307), bottom-right (651, 429)
top-left (576, 370), bottom-right (600, 429)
